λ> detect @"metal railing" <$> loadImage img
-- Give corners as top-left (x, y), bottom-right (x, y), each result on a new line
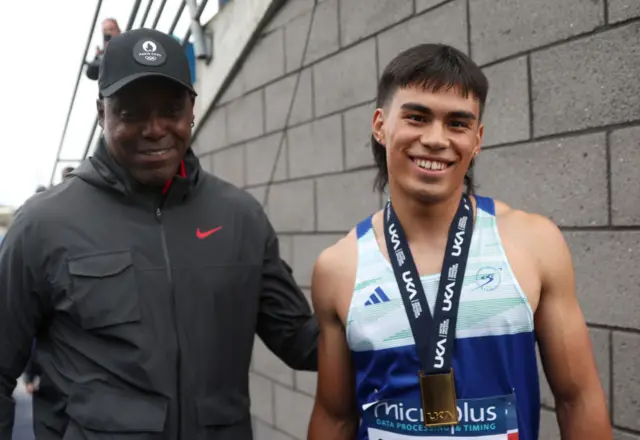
top-left (48, 0), bottom-right (105, 185)
top-left (49, 0), bottom-right (212, 186)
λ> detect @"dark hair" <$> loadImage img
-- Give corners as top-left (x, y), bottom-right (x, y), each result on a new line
top-left (372, 44), bottom-right (489, 195)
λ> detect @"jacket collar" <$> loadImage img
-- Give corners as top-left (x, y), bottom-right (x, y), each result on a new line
top-left (74, 137), bottom-right (202, 208)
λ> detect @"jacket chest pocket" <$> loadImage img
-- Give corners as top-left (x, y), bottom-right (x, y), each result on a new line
top-left (67, 250), bottom-right (141, 330)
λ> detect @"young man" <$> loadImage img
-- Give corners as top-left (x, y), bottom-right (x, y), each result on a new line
top-left (308, 44), bottom-right (612, 440)
top-left (0, 28), bottom-right (317, 439)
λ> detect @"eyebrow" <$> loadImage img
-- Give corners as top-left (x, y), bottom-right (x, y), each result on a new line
top-left (400, 102), bottom-right (477, 121)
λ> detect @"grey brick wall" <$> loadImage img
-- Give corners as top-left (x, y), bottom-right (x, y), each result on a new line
top-left (192, 0), bottom-right (640, 438)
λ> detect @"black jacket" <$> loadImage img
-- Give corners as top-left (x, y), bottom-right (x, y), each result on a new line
top-left (23, 339), bottom-right (41, 383)
top-left (0, 142), bottom-right (318, 439)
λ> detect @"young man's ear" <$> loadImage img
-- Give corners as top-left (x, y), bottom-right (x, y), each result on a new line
top-left (96, 99), bottom-right (105, 129)
top-left (474, 122), bottom-right (484, 157)
top-left (372, 108), bottom-right (386, 147)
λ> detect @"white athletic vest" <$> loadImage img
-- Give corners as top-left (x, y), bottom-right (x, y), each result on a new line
top-left (347, 195), bottom-right (539, 440)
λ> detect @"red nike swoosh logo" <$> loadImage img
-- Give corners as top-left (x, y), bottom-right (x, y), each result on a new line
top-left (196, 226), bottom-right (223, 239)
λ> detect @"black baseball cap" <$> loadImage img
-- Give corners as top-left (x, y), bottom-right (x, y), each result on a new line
top-left (98, 28), bottom-right (197, 98)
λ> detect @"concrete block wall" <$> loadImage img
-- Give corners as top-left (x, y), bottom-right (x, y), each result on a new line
top-left (191, 0), bottom-right (640, 438)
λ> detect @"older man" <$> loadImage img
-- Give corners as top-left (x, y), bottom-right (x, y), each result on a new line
top-left (0, 28), bottom-right (317, 440)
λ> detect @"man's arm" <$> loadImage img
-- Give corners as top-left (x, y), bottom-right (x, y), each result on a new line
top-left (0, 209), bottom-right (47, 437)
top-left (308, 239), bottom-right (359, 440)
top-left (530, 215), bottom-right (613, 440)
top-left (256, 219), bottom-right (318, 371)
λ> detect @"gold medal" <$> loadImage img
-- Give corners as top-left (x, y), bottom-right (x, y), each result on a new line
top-left (419, 368), bottom-right (458, 427)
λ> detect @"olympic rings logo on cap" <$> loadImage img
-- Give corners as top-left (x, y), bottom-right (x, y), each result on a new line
top-left (132, 38), bottom-right (166, 67)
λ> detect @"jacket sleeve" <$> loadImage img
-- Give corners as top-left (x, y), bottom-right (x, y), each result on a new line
top-left (256, 218), bottom-right (319, 372)
top-left (22, 339), bottom-right (38, 384)
top-left (0, 209), bottom-right (48, 438)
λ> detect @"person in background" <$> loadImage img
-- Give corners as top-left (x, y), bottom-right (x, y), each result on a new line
top-left (85, 18), bottom-right (121, 81)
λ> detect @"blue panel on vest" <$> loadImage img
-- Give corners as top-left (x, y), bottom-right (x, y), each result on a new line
top-left (475, 194), bottom-right (495, 215)
top-left (356, 215), bottom-right (373, 239)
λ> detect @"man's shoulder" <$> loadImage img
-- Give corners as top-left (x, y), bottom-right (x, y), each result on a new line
top-left (313, 229), bottom-right (358, 286)
top-left (15, 180), bottom-right (78, 225)
top-left (199, 172), bottom-right (263, 215)
top-left (491, 198), bottom-right (568, 257)
top-left (493, 199), bottom-right (561, 233)
top-left (315, 209), bottom-right (384, 271)
top-left (3, 182), bottom-right (80, 250)
top-left (310, 231), bottom-right (357, 315)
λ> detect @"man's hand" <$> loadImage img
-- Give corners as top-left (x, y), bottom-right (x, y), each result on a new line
top-left (528, 214), bottom-right (613, 440)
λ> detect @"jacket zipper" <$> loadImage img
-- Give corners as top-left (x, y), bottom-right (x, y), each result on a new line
top-left (156, 207), bottom-right (182, 438)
